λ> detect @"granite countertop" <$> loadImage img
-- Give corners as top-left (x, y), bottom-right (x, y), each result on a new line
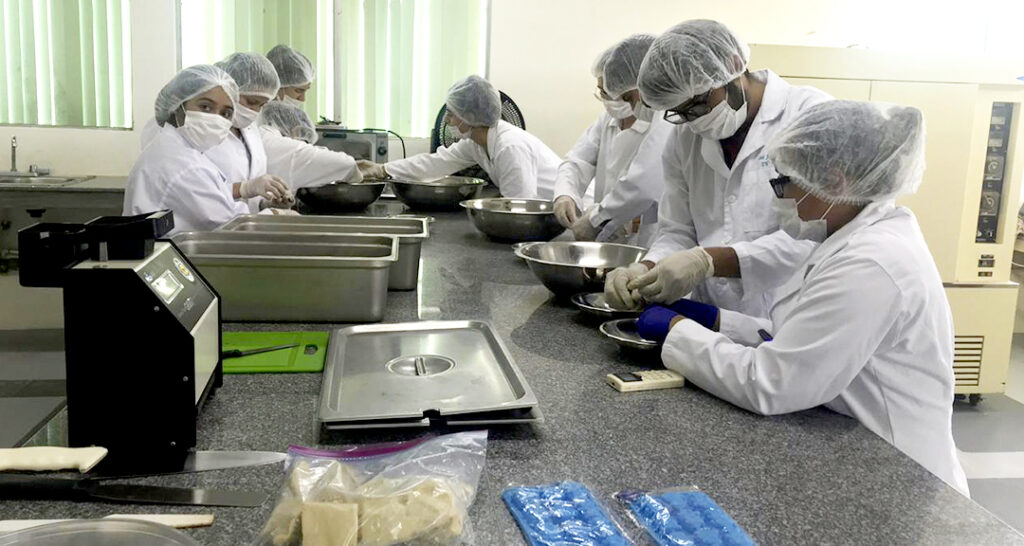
top-left (1, 210), bottom-right (1023, 545)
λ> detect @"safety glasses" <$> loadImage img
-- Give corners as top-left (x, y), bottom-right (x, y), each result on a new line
top-left (663, 90), bottom-right (712, 124)
top-left (769, 175), bottom-right (790, 198)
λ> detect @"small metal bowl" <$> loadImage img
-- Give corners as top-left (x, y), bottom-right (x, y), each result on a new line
top-left (296, 180), bottom-right (386, 213)
top-left (461, 198), bottom-right (566, 242)
top-left (390, 176), bottom-right (487, 211)
top-left (600, 318), bottom-right (660, 351)
top-left (514, 241), bottom-right (647, 298)
top-left (570, 292), bottom-right (642, 319)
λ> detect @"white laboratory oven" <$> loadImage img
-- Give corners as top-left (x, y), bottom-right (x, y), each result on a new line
top-left (749, 44), bottom-right (1024, 400)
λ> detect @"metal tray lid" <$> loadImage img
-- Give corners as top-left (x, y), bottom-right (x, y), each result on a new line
top-left (215, 214), bottom-right (429, 239)
top-left (318, 321), bottom-right (539, 425)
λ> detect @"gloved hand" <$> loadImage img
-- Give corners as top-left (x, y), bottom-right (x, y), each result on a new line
top-left (264, 193), bottom-right (296, 209)
top-left (270, 208), bottom-right (301, 216)
top-left (571, 213), bottom-right (599, 241)
top-left (604, 262), bottom-right (650, 310)
top-left (553, 196), bottom-right (581, 228)
top-left (240, 174), bottom-right (290, 201)
top-left (628, 247), bottom-right (714, 304)
top-left (666, 298), bottom-right (719, 330)
top-left (636, 304), bottom-right (682, 342)
top-left (357, 160), bottom-right (388, 180)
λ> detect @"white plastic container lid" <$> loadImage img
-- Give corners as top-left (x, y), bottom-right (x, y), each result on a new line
top-left (0, 519), bottom-right (200, 546)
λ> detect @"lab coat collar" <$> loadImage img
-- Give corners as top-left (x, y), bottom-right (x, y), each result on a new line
top-left (604, 113), bottom-right (651, 135)
top-left (484, 121), bottom-right (505, 161)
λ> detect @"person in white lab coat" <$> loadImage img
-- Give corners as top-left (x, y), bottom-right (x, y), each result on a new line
top-left (257, 101), bottom-right (362, 189)
top-left (604, 20), bottom-right (831, 315)
top-left (124, 65), bottom-right (289, 234)
top-left (206, 52), bottom-right (293, 212)
top-left (552, 34), bottom-right (671, 246)
top-left (360, 75), bottom-right (561, 199)
top-left (266, 44), bottom-right (315, 107)
top-left (635, 100), bottom-right (970, 495)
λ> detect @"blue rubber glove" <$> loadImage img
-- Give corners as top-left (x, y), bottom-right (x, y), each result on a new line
top-left (636, 304), bottom-right (681, 343)
top-left (667, 298), bottom-right (719, 330)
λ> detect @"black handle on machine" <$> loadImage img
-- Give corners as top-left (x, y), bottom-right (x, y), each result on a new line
top-left (0, 474), bottom-right (90, 501)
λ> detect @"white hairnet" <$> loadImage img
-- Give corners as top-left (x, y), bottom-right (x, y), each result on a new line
top-left (602, 34), bottom-right (656, 99)
top-left (266, 44), bottom-right (315, 88)
top-left (637, 20), bottom-right (750, 110)
top-left (767, 100), bottom-right (926, 205)
top-left (591, 46), bottom-right (614, 79)
top-left (258, 101), bottom-right (318, 144)
top-left (445, 75), bottom-right (501, 128)
top-left (154, 64), bottom-right (238, 125)
top-left (216, 52), bottom-right (280, 100)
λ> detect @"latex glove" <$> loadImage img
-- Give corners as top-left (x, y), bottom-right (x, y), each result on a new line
top-left (264, 193), bottom-right (296, 209)
top-left (629, 247), bottom-right (714, 304)
top-left (571, 213), bottom-right (599, 241)
top-left (636, 304), bottom-right (681, 343)
top-left (553, 196), bottom-right (581, 228)
top-left (604, 262), bottom-right (650, 310)
top-left (357, 160), bottom-right (388, 180)
top-left (271, 208), bottom-right (301, 216)
top-left (240, 174), bottom-right (290, 201)
top-left (667, 298), bottom-right (719, 330)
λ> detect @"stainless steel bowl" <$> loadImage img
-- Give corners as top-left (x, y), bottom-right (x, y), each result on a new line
top-left (390, 176), bottom-right (486, 211)
top-left (570, 292), bottom-right (642, 319)
top-left (599, 318), bottom-right (660, 351)
top-left (514, 241), bottom-right (647, 297)
top-left (461, 198), bottom-right (565, 242)
top-left (297, 180), bottom-right (386, 213)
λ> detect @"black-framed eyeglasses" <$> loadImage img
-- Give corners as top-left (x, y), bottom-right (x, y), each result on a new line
top-left (769, 175), bottom-right (790, 199)
top-left (663, 90), bottom-right (712, 124)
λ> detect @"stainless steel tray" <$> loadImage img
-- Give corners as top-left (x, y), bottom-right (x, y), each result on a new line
top-left (171, 231), bottom-right (397, 322)
top-left (571, 292), bottom-right (642, 319)
top-left (599, 318), bottom-right (660, 351)
top-left (318, 321), bottom-right (540, 428)
top-left (216, 215), bottom-right (428, 291)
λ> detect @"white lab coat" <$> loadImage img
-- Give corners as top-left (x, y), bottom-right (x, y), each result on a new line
top-left (205, 125), bottom-right (268, 213)
top-left (259, 126), bottom-right (362, 191)
top-left (646, 70), bottom-right (832, 316)
top-left (553, 110), bottom-right (672, 247)
top-left (124, 124), bottom-right (249, 235)
top-left (662, 201), bottom-right (969, 496)
top-left (384, 120), bottom-right (560, 199)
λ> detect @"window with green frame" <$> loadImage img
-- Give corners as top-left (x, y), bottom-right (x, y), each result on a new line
top-left (0, 0), bottom-right (132, 128)
top-left (179, 0), bottom-right (488, 138)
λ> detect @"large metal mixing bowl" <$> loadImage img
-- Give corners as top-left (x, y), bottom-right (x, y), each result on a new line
top-left (390, 176), bottom-right (486, 211)
top-left (514, 241), bottom-right (647, 297)
top-left (296, 180), bottom-right (386, 213)
top-left (460, 198), bottom-right (565, 242)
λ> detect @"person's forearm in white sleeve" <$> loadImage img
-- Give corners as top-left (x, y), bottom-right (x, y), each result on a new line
top-left (591, 119), bottom-right (672, 233)
top-left (553, 120), bottom-right (602, 206)
top-left (385, 139), bottom-right (477, 181)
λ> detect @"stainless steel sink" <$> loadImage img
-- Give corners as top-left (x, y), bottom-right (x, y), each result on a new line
top-left (0, 176), bottom-right (93, 187)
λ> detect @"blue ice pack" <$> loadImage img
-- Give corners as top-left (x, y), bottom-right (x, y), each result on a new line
top-left (502, 481), bottom-right (632, 546)
top-left (624, 490), bottom-right (756, 546)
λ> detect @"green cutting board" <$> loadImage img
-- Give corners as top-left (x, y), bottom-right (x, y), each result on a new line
top-left (221, 331), bottom-right (330, 373)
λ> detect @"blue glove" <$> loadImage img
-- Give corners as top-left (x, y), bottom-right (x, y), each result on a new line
top-left (637, 305), bottom-right (681, 342)
top-left (666, 298), bottom-right (719, 330)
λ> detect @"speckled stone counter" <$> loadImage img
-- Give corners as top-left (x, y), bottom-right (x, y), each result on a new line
top-left (2, 209), bottom-right (1022, 545)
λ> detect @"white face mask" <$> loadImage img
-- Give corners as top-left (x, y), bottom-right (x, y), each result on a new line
top-left (447, 118), bottom-right (472, 140)
top-left (632, 101), bottom-right (654, 122)
top-left (177, 110), bottom-right (232, 152)
top-left (602, 98), bottom-right (634, 120)
top-left (233, 103), bottom-right (259, 129)
top-left (282, 95), bottom-right (304, 108)
top-left (687, 83), bottom-right (747, 140)
top-left (773, 193), bottom-right (833, 243)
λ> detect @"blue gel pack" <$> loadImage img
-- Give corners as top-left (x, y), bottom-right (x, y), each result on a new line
top-left (502, 481), bottom-right (632, 546)
top-left (625, 490), bottom-right (756, 546)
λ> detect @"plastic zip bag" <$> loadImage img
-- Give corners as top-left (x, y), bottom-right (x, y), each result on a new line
top-left (502, 481), bottom-right (634, 545)
top-left (253, 431), bottom-right (487, 546)
top-left (615, 487), bottom-right (756, 546)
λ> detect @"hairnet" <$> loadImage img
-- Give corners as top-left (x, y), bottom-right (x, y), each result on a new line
top-left (154, 64), bottom-right (238, 125)
top-left (637, 19), bottom-right (750, 110)
top-left (591, 46), bottom-right (613, 79)
top-left (602, 34), bottom-right (656, 99)
top-left (445, 75), bottom-right (501, 127)
top-left (767, 100), bottom-right (926, 205)
top-left (266, 44), bottom-right (315, 88)
top-left (216, 52), bottom-right (280, 100)
top-left (258, 101), bottom-right (318, 144)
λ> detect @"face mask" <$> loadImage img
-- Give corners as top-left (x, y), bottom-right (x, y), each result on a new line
top-left (282, 95), bottom-right (304, 108)
top-left (177, 110), bottom-right (232, 152)
top-left (233, 104), bottom-right (259, 129)
top-left (632, 101), bottom-right (654, 122)
top-left (686, 82), bottom-right (747, 140)
top-left (602, 98), bottom-right (634, 120)
top-left (773, 193), bottom-right (834, 243)
top-left (448, 120), bottom-right (471, 140)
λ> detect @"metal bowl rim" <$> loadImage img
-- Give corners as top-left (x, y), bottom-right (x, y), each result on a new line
top-left (390, 176), bottom-right (487, 188)
top-left (570, 292), bottom-right (641, 318)
top-left (513, 241), bottom-right (648, 267)
top-left (599, 318), bottom-right (660, 349)
top-left (459, 198), bottom-right (556, 215)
